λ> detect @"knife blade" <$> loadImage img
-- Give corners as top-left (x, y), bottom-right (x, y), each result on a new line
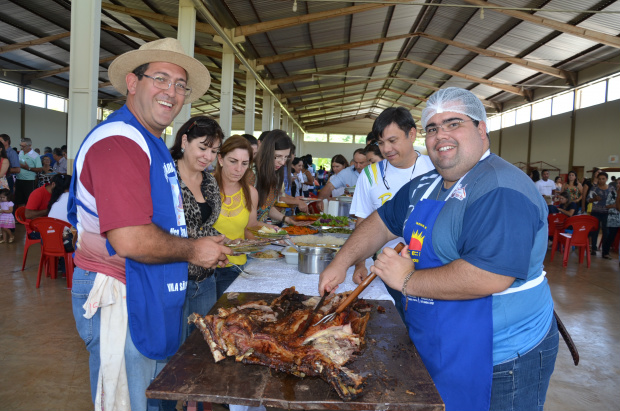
top-left (297, 292), bottom-right (329, 338)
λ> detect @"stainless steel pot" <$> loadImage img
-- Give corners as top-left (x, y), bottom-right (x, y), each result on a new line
top-left (298, 247), bottom-right (337, 274)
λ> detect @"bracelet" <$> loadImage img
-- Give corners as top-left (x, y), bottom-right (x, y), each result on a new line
top-left (401, 269), bottom-right (415, 310)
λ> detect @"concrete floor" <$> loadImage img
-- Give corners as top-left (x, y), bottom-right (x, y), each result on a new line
top-left (0, 224), bottom-right (618, 410)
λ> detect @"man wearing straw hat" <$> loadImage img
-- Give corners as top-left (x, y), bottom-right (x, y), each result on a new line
top-left (68, 38), bottom-right (231, 411)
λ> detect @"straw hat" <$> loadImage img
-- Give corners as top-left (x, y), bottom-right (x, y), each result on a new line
top-left (108, 38), bottom-right (211, 104)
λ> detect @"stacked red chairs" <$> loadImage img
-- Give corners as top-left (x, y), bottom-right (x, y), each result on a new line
top-left (560, 215), bottom-right (599, 268)
top-left (548, 213), bottom-right (568, 262)
top-left (14, 206), bottom-right (42, 271)
top-left (29, 217), bottom-right (75, 289)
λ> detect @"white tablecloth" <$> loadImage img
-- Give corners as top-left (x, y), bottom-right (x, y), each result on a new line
top-left (227, 249), bottom-right (394, 302)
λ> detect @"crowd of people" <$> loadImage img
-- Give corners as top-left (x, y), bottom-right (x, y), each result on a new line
top-left (3, 36), bottom-right (618, 411)
top-left (532, 167), bottom-right (619, 261)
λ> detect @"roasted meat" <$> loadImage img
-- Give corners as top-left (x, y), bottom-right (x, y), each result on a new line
top-left (189, 287), bottom-right (371, 401)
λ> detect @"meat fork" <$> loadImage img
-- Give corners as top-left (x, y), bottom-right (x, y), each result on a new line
top-left (314, 242), bottom-right (406, 326)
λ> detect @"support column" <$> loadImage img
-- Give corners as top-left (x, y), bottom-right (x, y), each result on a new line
top-left (171, 0), bottom-right (197, 146)
top-left (261, 89), bottom-right (273, 131)
top-left (214, 30), bottom-right (245, 139)
top-left (67, 0), bottom-right (101, 173)
top-left (240, 66), bottom-right (256, 135)
top-left (282, 115), bottom-right (289, 135)
top-left (273, 103), bottom-right (281, 130)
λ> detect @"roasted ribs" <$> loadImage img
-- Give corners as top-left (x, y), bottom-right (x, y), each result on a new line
top-left (189, 287), bottom-right (371, 401)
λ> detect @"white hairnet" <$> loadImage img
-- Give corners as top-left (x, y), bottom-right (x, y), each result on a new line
top-left (421, 87), bottom-right (487, 130)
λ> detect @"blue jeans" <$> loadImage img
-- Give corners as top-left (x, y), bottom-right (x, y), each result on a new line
top-left (72, 267), bottom-right (167, 411)
top-left (181, 275), bottom-right (217, 341)
top-left (490, 315), bottom-right (559, 411)
top-left (215, 264), bottom-right (243, 300)
top-left (71, 267), bottom-right (100, 404)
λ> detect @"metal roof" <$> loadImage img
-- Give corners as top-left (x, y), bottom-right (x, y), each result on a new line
top-left (0, 0), bottom-right (619, 129)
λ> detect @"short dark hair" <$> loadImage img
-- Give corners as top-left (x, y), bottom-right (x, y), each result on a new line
top-left (366, 131), bottom-right (377, 144)
top-left (258, 131), bottom-right (270, 142)
top-left (598, 171), bottom-right (608, 179)
top-left (372, 107), bottom-right (416, 139)
top-left (170, 116), bottom-right (224, 160)
top-left (0, 134), bottom-right (10, 145)
top-left (364, 143), bottom-right (383, 159)
top-left (542, 169), bottom-right (549, 174)
top-left (53, 148), bottom-right (63, 157)
top-left (241, 134), bottom-right (258, 146)
top-left (44, 146), bottom-right (52, 153)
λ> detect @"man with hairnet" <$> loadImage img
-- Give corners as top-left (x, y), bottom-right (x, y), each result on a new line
top-left (319, 87), bottom-right (558, 411)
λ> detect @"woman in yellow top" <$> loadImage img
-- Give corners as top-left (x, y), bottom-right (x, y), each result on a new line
top-left (212, 136), bottom-right (262, 298)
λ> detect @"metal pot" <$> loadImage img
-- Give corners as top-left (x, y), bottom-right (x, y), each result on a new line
top-left (337, 195), bottom-right (353, 217)
top-left (297, 247), bottom-right (337, 274)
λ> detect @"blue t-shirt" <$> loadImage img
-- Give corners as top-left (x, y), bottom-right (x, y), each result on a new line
top-left (377, 153), bottom-right (554, 365)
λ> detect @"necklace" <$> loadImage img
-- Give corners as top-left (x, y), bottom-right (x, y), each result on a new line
top-left (436, 180), bottom-right (444, 200)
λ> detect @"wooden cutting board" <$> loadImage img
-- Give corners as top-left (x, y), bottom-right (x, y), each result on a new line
top-left (146, 292), bottom-right (444, 410)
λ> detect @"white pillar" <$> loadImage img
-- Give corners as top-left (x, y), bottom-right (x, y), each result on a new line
top-left (219, 42), bottom-right (235, 138)
top-left (241, 66), bottom-right (256, 135)
top-left (281, 115), bottom-right (289, 135)
top-left (171, 0), bottom-right (197, 146)
top-left (261, 90), bottom-right (273, 131)
top-left (214, 30), bottom-right (245, 139)
top-left (67, 0), bottom-right (101, 173)
top-left (273, 103), bottom-right (281, 130)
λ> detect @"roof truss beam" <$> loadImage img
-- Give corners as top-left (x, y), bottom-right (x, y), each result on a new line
top-left (462, 0), bottom-right (620, 49)
top-left (287, 88), bottom-right (385, 109)
top-left (0, 32), bottom-right (71, 54)
top-left (417, 32), bottom-right (571, 80)
top-left (281, 78), bottom-right (385, 99)
top-left (257, 33), bottom-right (418, 66)
top-left (270, 59), bottom-right (401, 86)
top-left (236, 3), bottom-right (394, 37)
top-left (101, 2), bottom-right (216, 35)
top-left (403, 59), bottom-right (529, 98)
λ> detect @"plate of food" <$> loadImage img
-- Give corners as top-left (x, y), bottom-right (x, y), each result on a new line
top-left (248, 250), bottom-right (284, 260)
top-left (291, 214), bottom-right (319, 222)
top-left (274, 201), bottom-right (295, 208)
top-left (321, 227), bottom-right (353, 235)
top-left (249, 226), bottom-right (288, 238)
top-left (310, 213), bottom-right (350, 227)
top-left (282, 226), bottom-right (318, 236)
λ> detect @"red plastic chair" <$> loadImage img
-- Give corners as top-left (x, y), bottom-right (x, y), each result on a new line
top-left (14, 206), bottom-right (42, 271)
top-left (560, 215), bottom-right (599, 268)
top-left (548, 213), bottom-right (568, 262)
top-left (29, 217), bottom-right (74, 289)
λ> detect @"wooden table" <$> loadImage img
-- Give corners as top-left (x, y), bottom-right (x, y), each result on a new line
top-left (146, 292), bottom-right (444, 411)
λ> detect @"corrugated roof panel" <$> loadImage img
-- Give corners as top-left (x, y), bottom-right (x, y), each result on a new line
top-left (406, 37), bottom-right (447, 65)
top-left (385, 4), bottom-right (423, 37)
top-left (423, 2), bottom-right (478, 40)
top-left (488, 21), bottom-right (555, 56)
top-left (454, 9), bottom-right (515, 47)
top-left (489, 63), bottom-right (540, 84)
top-left (577, 2), bottom-right (620, 35)
top-left (459, 56), bottom-right (507, 79)
top-left (533, 0), bottom-right (601, 23)
top-left (350, 8), bottom-right (392, 42)
top-left (526, 33), bottom-right (599, 66)
top-left (430, 45), bottom-right (475, 70)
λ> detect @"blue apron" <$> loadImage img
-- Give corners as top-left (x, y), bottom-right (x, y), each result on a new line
top-left (402, 176), bottom-right (493, 411)
top-left (68, 105), bottom-right (189, 360)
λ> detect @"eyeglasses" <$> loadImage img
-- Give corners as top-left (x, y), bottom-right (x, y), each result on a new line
top-left (274, 155), bottom-right (288, 162)
top-left (422, 119), bottom-right (474, 137)
top-left (142, 74), bottom-right (192, 96)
